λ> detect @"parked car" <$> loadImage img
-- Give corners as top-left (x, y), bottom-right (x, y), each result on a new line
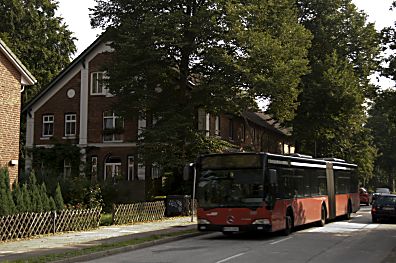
top-left (371, 194), bottom-right (396, 223)
top-left (371, 188), bottom-right (391, 204)
top-left (359, 187), bottom-right (371, 205)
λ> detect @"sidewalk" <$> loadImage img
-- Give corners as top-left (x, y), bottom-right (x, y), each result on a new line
top-left (0, 216), bottom-right (198, 262)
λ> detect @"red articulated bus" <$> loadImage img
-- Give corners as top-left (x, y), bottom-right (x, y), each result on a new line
top-left (191, 152), bottom-right (359, 235)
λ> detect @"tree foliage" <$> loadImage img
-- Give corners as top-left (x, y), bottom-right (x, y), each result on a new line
top-left (381, 1), bottom-right (396, 83)
top-left (91, 0), bottom-right (310, 122)
top-left (367, 90), bottom-right (396, 188)
top-left (0, 0), bottom-right (76, 100)
top-left (292, 0), bottom-right (380, 182)
top-left (0, 168), bottom-right (64, 216)
top-left (90, 0), bottom-right (311, 195)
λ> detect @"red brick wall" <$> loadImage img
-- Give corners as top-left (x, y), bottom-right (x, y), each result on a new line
top-left (87, 146), bottom-right (138, 181)
top-left (87, 53), bottom-right (138, 143)
top-left (34, 72), bottom-right (81, 144)
top-left (0, 51), bottom-right (22, 186)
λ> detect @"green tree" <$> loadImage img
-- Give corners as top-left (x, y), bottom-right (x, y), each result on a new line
top-left (25, 172), bottom-right (43, 212)
top-left (382, 1), bottom-right (396, 83)
top-left (0, 168), bottom-right (16, 216)
top-left (49, 197), bottom-right (56, 211)
top-left (292, 0), bottom-right (381, 182)
top-left (0, 0), bottom-right (76, 100)
top-left (21, 184), bottom-right (32, 212)
top-left (54, 183), bottom-right (64, 211)
top-left (12, 183), bottom-right (27, 213)
top-left (40, 183), bottom-right (51, 211)
top-left (367, 90), bottom-right (396, 190)
top-left (91, 0), bottom-right (311, 196)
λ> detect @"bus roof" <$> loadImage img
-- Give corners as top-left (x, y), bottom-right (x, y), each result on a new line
top-left (198, 152), bottom-right (357, 169)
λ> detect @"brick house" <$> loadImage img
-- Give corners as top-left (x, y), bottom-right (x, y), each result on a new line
top-left (22, 35), bottom-right (294, 199)
top-left (0, 39), bottom-right (36, 186)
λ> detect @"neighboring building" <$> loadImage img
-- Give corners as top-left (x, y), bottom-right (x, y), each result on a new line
top-left (22, 35), bottom-right (293, 199)
top-left (0, 39), bottom-right (36, 186)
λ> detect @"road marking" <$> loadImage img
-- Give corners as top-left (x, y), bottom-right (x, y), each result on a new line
top-left (270, 237), bottom-right (292, 245)
top-left (215, 252), bottom-right (246, 263)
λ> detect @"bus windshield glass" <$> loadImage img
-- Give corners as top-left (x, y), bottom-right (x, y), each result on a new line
top-left (197, 168), bottom-right (264, 208)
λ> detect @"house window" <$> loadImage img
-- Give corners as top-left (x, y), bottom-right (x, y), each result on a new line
top-left (91, 156), bottom-right (98, 179)
top-left (127, 156), bottom-right (135, 181)
top-left (104, 156), bottom-right (121, 181)
top-left (138, 163), bottom-right (145, 180)
top-left (215, 116), bottom-right (220, 136)
top-left (103, 111), bottom-right (124, 142)
top-left (241, 123), bottom-right (245, 142)
top-left (42, 115), bottom-right (54, 137)
top-left (138, 116), bottom-right (146, 136)
top-left (228, 119), bottom-right (234, 140)
top-left (65, 113), bottom-right (76, 137)
top-left (64, 160), bottom-right (71, 177)
top-left (152, 163), bottom-right (161, 179)
top-left (91, 72), bottom-right (108, 95)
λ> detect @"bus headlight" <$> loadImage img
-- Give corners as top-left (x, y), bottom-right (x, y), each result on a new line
top-left (252, 219), bottom-right (270, 225)
top-left (198, 219), bottom-right (211, 224)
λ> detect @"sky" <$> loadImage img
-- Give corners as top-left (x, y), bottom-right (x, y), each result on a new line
top-left (57, 0), bottom-right (396, 88)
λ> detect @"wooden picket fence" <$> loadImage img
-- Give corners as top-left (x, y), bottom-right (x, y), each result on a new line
top-left (112, 201), bottom-right (166, 225)
top-left (0, 208), bottom-right (101, 242)
top-left (0, 199), bottom-right (196, 242)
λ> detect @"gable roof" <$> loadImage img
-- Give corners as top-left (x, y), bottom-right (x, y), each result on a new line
top-left (22, 33), bottom-right (106, 113)
top-left (242, 112), bottom-right (292, 136)
top-left (0, 38), bottom-right (36, 86)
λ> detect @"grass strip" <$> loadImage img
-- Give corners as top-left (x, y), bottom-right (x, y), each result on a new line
top-left (7, 229), bottom-right (197, 263)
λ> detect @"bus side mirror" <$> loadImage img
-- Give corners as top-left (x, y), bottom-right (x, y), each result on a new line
top-left (269, 169), bottom-right (278, 185)
top-left (183, 163), bottom-right (195, 181)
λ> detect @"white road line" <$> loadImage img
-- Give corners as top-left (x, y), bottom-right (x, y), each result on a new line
top-left (270, 236), bottom-right (293, 245)
top-left (215, 252), bottom-right (246, 263)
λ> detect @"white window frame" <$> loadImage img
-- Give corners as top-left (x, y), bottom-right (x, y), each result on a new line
top-left (138, 117), bottom-right (146, 136)
top-left (215, 115), bottom-right (220, 136)
top-left (138, 163), bottom-right (145, 180)
top-left (127, 156), bottom-right (135, 181)
top-left (151, 163), bottom-right (161, 179)
top-left (42, 114), bottom-right (54, 137)
top-left (241, 123), bottom-right (245, 142)
top-left (64, 160), bottom-right (71, 177)
top-left (104, 162), bottom-right (121, 181)
top-left (103, 111), bottom-right (124, 142)
top-left (90, 71), bottom-right (108, 95)
top-left (91, 156), bottom-right (98, 178)
top-left (64, 113), bottom-right (76, 137)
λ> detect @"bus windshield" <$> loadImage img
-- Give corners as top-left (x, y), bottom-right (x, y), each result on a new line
top-left (197, 168), bottom-right (264, 208)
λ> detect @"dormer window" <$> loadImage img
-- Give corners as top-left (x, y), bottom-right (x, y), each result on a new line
top-left (91, 72), bottom-right (108, 95)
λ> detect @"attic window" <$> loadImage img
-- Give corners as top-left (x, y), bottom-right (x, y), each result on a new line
top-left (91, 72), bottom-right (108, 95)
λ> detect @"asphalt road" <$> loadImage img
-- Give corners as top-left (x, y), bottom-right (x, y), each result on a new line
top-left (83, 206), bottom-right (396, 263)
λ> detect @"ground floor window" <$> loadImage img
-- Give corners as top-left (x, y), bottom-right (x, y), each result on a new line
top-left (64, 160), bottom-right (71, 177)
top-left (91, 156), bottom-right (98, 180)
top-left (127, 156), bottom-right (137, 181)
top-left (104, 156), bottom-right (122, 181)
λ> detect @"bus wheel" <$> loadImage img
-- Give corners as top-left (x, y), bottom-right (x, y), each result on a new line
top-left (282, 214), bottom-right (292, 236)
top-left (317, 205), bottom-right (326, 227)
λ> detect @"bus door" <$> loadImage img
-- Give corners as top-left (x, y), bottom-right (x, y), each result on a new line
top-left (326, 162), bottom-right (336, 219)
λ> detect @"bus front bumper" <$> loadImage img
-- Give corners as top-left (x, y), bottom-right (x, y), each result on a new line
top-left (198, 224), bottom-right (272, 233)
